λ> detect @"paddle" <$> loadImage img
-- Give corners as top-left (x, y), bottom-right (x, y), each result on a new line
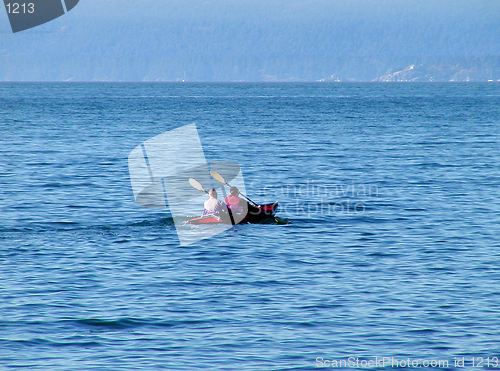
top-left (188, 178), bottom-right (208, 194)
top-left (209, 170), bottom-right (259, 206)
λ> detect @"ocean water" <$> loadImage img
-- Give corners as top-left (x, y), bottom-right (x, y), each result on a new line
top-left (1, 82), bottom-right (500, 370)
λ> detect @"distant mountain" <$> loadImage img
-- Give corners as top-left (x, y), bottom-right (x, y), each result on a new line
top-left (1, 0), bottom-right (500, 81)
top-left (373, 59), bottom-right (500, 82)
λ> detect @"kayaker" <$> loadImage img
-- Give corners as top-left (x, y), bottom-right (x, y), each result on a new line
top-left (203, 188), bottom-right (228, 216)
top-left (225, 186), bottom-right (260, 215)
top-left (225, 186), bottom-right (246, 213)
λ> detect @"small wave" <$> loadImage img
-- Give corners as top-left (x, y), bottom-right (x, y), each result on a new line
top-left (40, 182), bottom-right (65, 188)
top-left (76, 318), bottom-right (149, 329)
top-left (129, 217), bottom-right (175, 227)
top-left (407, 328), bottom-right (438, 334)
top-left (47, 221), bottom-right (80, 226)
top-left (367, 251), bottom-right (400, 258)
top-left (403, 207), bottom-right (427, 212)
top-left (415, 162), bottom-right (461, 168)
top-left (0, 337), bottom-right (101, 348)
top-left (0, 217), bottom-right (176, 234)
top-left (74, 317), bottom-right (222, 330)
top-left (66, 204), bottom-right (94, 209)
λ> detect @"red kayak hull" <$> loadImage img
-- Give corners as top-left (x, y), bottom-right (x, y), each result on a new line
top-left (187, 202), bottom-right (278, 225)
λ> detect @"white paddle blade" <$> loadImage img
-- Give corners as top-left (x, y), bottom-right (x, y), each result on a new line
top-left (210, 170), bottom-right (227, 185)
top-left (188, 178), bottom-right (206, 193)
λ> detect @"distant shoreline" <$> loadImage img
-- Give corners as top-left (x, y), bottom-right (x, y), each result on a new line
top-left (0, 80), bottom-right (498, 84)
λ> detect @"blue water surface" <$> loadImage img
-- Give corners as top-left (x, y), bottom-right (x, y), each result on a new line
top-left (1, 83), bottom-right (500, 370)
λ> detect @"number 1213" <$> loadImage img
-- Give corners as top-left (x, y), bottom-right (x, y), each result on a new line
top-left (6, 3), bottom-right (35, 14)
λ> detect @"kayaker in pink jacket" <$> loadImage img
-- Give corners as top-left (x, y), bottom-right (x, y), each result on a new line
top-left (225, 187), bottom-right (246, 213)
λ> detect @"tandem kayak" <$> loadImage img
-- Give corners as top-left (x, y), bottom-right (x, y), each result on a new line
top-left (186, 202), bottom-right (279, 225)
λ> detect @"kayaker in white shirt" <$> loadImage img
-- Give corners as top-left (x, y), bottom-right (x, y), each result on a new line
top-left (203, 188), bottom-right (228, 216)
